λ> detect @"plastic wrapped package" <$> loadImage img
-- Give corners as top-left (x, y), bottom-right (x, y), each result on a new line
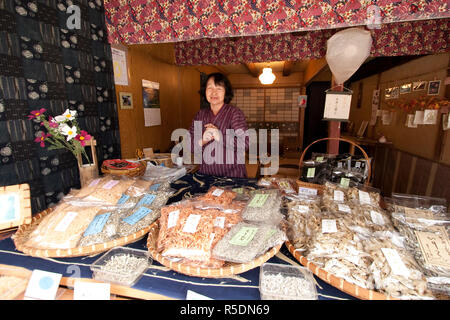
top-left (322, 181), bottom-right (350, 206)
top-left (78, 208), bottom-right (127, 246)
top-left (363, 235), bottom-right (435, 300)
top-left (347, 185), bottom-right (382, 209)
top-left (242, 191), bottom-right (283, 224)
top-left (300, 160), bottom-right (331, 185)
top-left (141, 162), bottom-right (187, 182)
top-left (24, 203), bottom-right (101, 249)
top-left (196, 186), bottom-right (237, 206)
top-left (257, 177), bottom-right (277, 187)
top-left (212, 222), bottom-right (284, 264)
top-left (271, 178), bottom-right (298, 195)
top-left (285, 195), bottom-right (322, 252)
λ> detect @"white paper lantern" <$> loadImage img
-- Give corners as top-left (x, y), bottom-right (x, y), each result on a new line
top-left (326, 28), bottom-right (372, 85)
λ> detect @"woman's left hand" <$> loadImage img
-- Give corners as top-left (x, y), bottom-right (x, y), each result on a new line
top-left (204, 123), bottom-right (221, 142)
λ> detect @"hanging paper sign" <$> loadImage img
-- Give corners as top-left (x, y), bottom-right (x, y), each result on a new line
top-left (323, 89), bottom-right (353, 121)
top-left (414, 110), bottom-right (425, 125)
top-left (443, 113), bottom-right (450, 131)
top-left (423, 109), bottom-right (438, 125)
top-left (298, 95), bottom-right (308, 108)
top-left (406, 114), bottom-right (417, 128)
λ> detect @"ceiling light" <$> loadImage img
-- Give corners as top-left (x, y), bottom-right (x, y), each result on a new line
top-left (259, 67), bottom-right (276, 85)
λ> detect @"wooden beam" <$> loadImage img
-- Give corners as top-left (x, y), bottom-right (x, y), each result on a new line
top-left (244, 63), bottom-right (259, 77)
top-left (283, 61), bottom-right (295, 76)
top-left (304, 58), bottom-right (328, 85)
top-left (214, 65), bottom-right (230, 76)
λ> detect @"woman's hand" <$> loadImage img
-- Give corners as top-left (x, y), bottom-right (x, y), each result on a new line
top-left (204, 124), bottom-right (221, 142)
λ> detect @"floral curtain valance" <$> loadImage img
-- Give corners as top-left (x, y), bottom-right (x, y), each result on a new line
top-left (104, 0), bottom-right (449, 45)
top-left (174, 18), bottom-right (450, 65)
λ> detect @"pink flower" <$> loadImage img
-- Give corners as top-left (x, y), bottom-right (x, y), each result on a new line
top-left (75, 130), bottom-right (92, 146)
top-left (34, 132), bottom-right (51, 147)
top-left (28, 108), bottom-right (47, 120)
top-left (48, 116), bottom-right (58, 128)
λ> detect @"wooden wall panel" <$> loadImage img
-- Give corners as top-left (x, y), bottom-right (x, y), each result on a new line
top-left (432, 164), bottom-right (450, 203)
top-left (394, 152), bottom-right (413, 194)
top-left (410, 157), bottom-right (432, 195)
top-left (380, 147), bottom-right (397, 197)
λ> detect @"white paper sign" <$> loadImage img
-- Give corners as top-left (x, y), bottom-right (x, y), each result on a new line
top-left (111, 47), bottom-right (128, 86)
top-left (322, 219), bottom-right (337, 233)
top-left (182, 214), bottom-right (201, 233)
top-left (25, 270), bottom-right (62, 300)
top-left (423, 109), bottom-right (438, 125)
top-left (142, 80), bottom-right (161, 127)
top-left (323, 92), bottom-right (352, 120)
top-left (74, 281), bottom-right (110, 300)
top-left (381, 248), bottom-right (410, 278)
top-left (414, 110), bottom-right (424, 125)
top-left (186, 290), bottom-right (213, 300)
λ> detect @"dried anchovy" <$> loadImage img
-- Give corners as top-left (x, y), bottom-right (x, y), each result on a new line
top-left (242, 192), bottom-right (282, 223)
top-left (95, 254), bottom-right (148, 285)
top-left (212, 222), bottom-right (281, 264)
top-left (260, 273), bottom-right (316, 300)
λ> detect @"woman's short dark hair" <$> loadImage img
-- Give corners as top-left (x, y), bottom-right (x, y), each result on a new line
top-left (199, 73), bottom-right (234, 107)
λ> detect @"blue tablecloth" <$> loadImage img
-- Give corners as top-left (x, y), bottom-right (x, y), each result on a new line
top-left (0, 172), bottom-right (356, 300)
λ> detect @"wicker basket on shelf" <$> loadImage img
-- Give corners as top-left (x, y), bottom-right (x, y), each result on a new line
top-left (101, 159), bottom-right (147, 177)
top-left (296, 137), bottom-right (372, 193)
top-left (146, 220), bottom-right (281, 278)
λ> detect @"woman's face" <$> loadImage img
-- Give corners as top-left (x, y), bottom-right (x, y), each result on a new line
top-left (205, 77), bottom-right (226, 107)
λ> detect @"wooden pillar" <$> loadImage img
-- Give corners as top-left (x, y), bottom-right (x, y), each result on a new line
top-left (328, 76), bottom-right (342, 154)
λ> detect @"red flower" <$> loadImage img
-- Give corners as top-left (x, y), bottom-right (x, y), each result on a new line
top-left (34, 132), bottom-right (51, 147)
top-left (28, 108), bottom-right (47, 120)
top-left (75, 130), bottom-right (92, 146)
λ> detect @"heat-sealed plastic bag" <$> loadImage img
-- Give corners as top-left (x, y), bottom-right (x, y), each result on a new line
top-left (196, 186), bottom-right (237, 206)
top-left (242, 190), bottom-right (283, 224)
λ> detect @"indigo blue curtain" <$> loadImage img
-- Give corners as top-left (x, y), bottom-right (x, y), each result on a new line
top-left (0, 0), bottom-right (121, 214)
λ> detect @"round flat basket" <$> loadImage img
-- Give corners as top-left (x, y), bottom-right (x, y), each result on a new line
top-left (13, 207), bottom-right (152, 258)
top-left (147, 220), bottom-right (281, 278)
top-left (284, 240), bottom-right (396, 300)
top-left (101, 159), bottom-right (146, 177)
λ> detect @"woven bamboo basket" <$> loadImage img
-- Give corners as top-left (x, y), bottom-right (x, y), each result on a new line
top-left (284, 241), bottom-right (395, 300)
top-left (13, 207), bottom-right (152, 258)
top-left (101, 159), bottom-right (147, 177)
top-left (296, 137), bottom-right (372, 192)
top-left (291, 137), bottom-right (390, 299)
top-left (146, 220), bottom-right (282, 278)
top-left (147, 153), bottom-right (173, 167)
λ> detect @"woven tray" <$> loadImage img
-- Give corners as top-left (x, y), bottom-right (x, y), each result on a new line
top-left (13, 207), bottom-right (152, 258)
top-left (146, 220), bottom-right (281, 278)
top-left (284, 240), bottom-right (395, 300)
top-left (101, 159), bottom-right (147, 177)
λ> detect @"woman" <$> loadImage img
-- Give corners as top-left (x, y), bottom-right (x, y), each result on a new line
top-left (189, 73), bottom-right (249, 178)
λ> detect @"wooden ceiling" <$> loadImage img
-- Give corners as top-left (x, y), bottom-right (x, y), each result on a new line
top-left (214, 60), bottom-right (311, 77)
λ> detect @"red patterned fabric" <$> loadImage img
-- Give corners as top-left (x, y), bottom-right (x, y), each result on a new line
top-left (174, 18), bottom-right (450, 65)
top-left (104, 0), bottom-right (449, 45)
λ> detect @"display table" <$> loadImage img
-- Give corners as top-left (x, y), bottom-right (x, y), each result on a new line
top-left (0, 173), bottom-right (355, 300)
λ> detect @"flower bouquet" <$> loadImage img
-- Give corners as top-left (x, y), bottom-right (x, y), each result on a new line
top-left (29, 108), bottom-right (93, 165)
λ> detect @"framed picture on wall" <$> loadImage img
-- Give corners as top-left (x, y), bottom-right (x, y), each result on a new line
top-left (119, 92), bottom-right (133, 109)
top-left (400, 83), bottom-right (412, 94)
top-left (413, 81), bottom-right (427, 91)
top-left (428, 80), bottom-right (441, 95)
top-left (0, 184), bottom-right (32, 232)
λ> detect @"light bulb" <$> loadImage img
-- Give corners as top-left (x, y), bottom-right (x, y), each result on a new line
top-left (259, 67), bottom-right (276, 85)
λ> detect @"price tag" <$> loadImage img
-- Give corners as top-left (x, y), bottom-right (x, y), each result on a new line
top-left (74, 281), bottom-right (110, 300)
top-left (167, 209), bottom-right (180, 229)
top-left (338, 204), bottom-right (351, 213)
top-left (298, 187), bottom-right (318, 196)
top-left (322, 219), bottom-right (337, 233)
top-left (340, 178), bottom-right (350, 187)
top-left (370, 210), bottom-right (385, 225)
top-left (136, 194), bottom-right (157, 207)
top-left (83, 212), bottom-right (111, 236)
top-left (122, 207), bottom-right (152, 225)
top-left (359, 190), bottom-right (371, 205)
top-left (381, 248), bottom-right (410, 277)
top-left (229, 226), bottom-right (258, 246)
top-left (182, 214), bottom-right (201, 233)
top-left (334, 190), bottom-right (344, 202)
top-left (248, 194), bottom-right (269, 207)
top-left (116, 194), bottom-right (130, 204)
top-left (214, 216), bottom-right (225, 229)
top-left (316, 156), bottom-right (324, 161)
top-left (294, 205), bottom-right (309, 213)
top-left (212, 188), bottom-right (224, 197)
top-left (306, 168), bottom-right (315, 178)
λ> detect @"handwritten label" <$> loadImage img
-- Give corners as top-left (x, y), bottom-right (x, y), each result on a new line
top-left (298, 187), bottom-right (318, 196)
top-left (340, 178), bottom-right (350, 188)
top-left (102, 180), bottom-right (119, 190)
top-left (370, 210), bottom-right (385, 225)
top-left (122, 207), bottom-right (152, 225)
top-left (214, 216), bottom-right (225, 229)
top-left (54, 211), bottom-right (78, 232)
top-left (334, 190), bottom-right (344, 202)
top-left (322, 219), bottom-right (337, 233)
top-left (136, 194), bottom-right (156, 207)
top-left (167, 210), bottom-right (180, 229)
top-left (83, 212), bottom-right (111, 236)
top-left (358, 190), bottom-right (371, 205)
top-left (116, 194), bottom-right (130, 205)
top-left (229, 226), bottom-right (258, 246)
top-left (212, 188), bottom-right (224, 197)
top-left (248, 194), bottom-right (269, 207)
top-left (182, 214), bottom-right (201, 233)
top-left (294, 205), bottom-right (309, 214)
top-left (315, 156), bottom-right (324, 161)
top-left (381, 248), bottom-right (410, 277)
top-left (306, 168), bottom-right (315, 178)
top-left (278, 181), bottom-right (295, 193)
top-left (415, 228), bottom-right (450, 269)
top-left (74, 281), bottom-right (110, 300)
top-left (338, 204), bottom-right (351, 213)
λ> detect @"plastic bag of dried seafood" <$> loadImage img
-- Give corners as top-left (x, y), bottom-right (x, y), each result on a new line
top-left (363, 233), bottom-right (435, 300)
top-left (322, 181), bottom-right (351, 206)
top-left (242, 190), bottom-right (283, 224)
top-left (156, 200), bottom-right (243, 264)
top-left (23, 202), bottom-right (102, 249)
top-left (195, 186), bottom-right (237, 206)
top-left (284, 194), bottom-right (322, 252)
top-left (212, 221), bottom-right (285, 264)
top-left (347, 184), bottom-right (382, 209)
